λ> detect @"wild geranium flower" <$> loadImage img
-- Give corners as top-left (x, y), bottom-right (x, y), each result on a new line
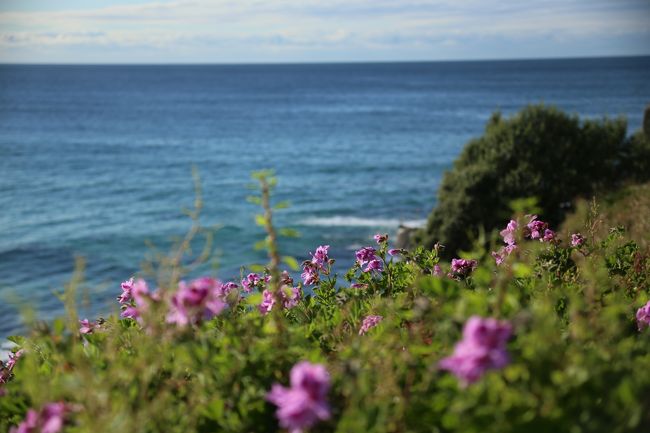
top-left (78, 319), bottom-right (97, 335)
top-left (351, 283), bottom-right (368, 289)
top-left (449, 258), bottom-right (478, 278)
top-left (433, 264), bottom-right (443, 276)
top-left (526, 215), bottom-right (555, 242)
top-left (542, 229), bottom-right (556, 242)
top-left (167, 277), bottom-right (227, 326)
top-left (636, 300), bottom-right (650, 331)
top-left (301, 261), bottom-right (320, 286)
top-left (241, 273), bottom-right (263, 293)
top-left (499, 219), bottom-right (518, 246)
top-left (388, 248), bottom-right (401, 256)
top-left (119, 278), bottom-right (156, 321)
top-left (439, 316), bottom-right (512, 385)
top-left (571, 233), bottom-right (585, 247)
top-left (259, 289), bottom-right (275, 315)
top-left (374, 233), bottom-right (388, 244)
top-left (215, 281), bottom-right (238, 298)
top-left (311, 245), bottom-right (330, 268)
top-left (355, 247), bottom-right (383, 273)
top-left (359, 315), bottom-right (383, 335)
top-left (491, 244), bottom-right (517, 266)
top-left (118, 278), bottom-right (134, 304)
top-left (266, 361), bottom-right (331, 433)
top-left (10, 402), bottom-right (69, 433)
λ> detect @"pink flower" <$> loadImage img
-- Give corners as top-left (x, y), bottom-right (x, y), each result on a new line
top-left (433, 264), bottom-right (443, 276)
top-left (355, 247), bottom-right (377, 265)
top-left (351, 283), bottom-right (368, 289)
top-left (266, 362), bottom-right (331, 433)
top-left (258, 289), bottom-right (275, 315)
top-left (571, 233), bottom-right (585, 247)
top-left (492, 244), bottom-right (517, 266)
top-left (449, 258), bottom-right (477, 278)
top-left (118, 278), bottom-right (134, 304)
top-left (310, 245), bottom-right (330, 268)
top-left (78, 319), bottom-right (97, 335)
top-left (636, 301), bottom-right (650, 331)
top-left (119, 279), bottom-right (158, 321)
top-left (439, 316), bottom-right (512, 385)
top-left (167, 277), bottom-right (227, 326)
top-left (241, 273), bottom-right (262, 293)
top-left (301, 261), bottom-right (320, 286)
top-left (6, 349), bottom-right (23, 371)
top-left (526, 215), bottom-right (551, 241)
top-left (363, 259), bottom-right (383, 273)
top-left (373, 233), bottom-right (388, 244)
top-left (359, 315), bottom-right (383, 335)
top-left (387, 248), bottom-right (401, 256)
top-left (499, 219), bottom-right (518, 246)
top-left (542, 229), bottom-right (556, 243)
top-left (10, 402), bottom-right (69, 433)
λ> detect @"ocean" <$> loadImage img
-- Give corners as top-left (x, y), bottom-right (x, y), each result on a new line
top-left (1, 56), bottom-right (649, 338)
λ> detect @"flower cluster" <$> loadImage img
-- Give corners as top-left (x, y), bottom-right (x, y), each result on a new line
top-left (259, 285), bottom-right (302, 315)
top-left (571, 233), bottom-right (585, 247)
top-left (448, 258), bottom-right (477, 278)
top-left (78, 319), bottom-right (99, 335)
top-left (439, 316), bottom-right (512, 385)
top-left (359, 315), bottom-right (383, 335)
top-left (302, 245), bottom-right (331, 285)
top-left (636, 300), bottom-right (650, 331)
top-left (266, 361), bottom-right (331, 433)
top-left (10, 402), bottom-right (70, 433)
top-left (355, 246), bottom-right (383, 273)
top-left (119, 278), bottom-right (158, 321)
top-left (241, 273), bottom-right (270, 293)
top-left (525, 215), bottom-right (556, 242)
top-left (167, 277), bottom-right (231, 326)
top-left (492, 219), bottom-right (518, 265)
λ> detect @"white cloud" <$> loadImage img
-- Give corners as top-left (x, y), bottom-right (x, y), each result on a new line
top-left (0, 0), bottom-right (648, 62)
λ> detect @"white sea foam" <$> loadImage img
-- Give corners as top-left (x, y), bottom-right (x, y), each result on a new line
top-left (299, 216), bottom-right (426, 228)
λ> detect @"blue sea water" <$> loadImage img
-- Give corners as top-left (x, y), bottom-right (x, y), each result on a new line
top-left (1, 57), bottom-right (649, 338)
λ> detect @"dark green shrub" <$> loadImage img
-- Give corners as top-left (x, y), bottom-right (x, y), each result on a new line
top-left (415, 104), bottom-right (639, 255)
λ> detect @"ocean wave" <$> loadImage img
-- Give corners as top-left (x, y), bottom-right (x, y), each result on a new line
top-left (298, 216), bottom-right (426, 228)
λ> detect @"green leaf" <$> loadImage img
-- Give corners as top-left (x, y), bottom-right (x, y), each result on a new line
top-left (255, 214), bottom-right (266, 227)
top-left (282, 256), bottom-right (300, 271)
top-left (274, 200), bottom-right (291, 210)
top-left (254, 239), bottom-right (268, 251)
top-left (279, 228), bottom-right (300, 238)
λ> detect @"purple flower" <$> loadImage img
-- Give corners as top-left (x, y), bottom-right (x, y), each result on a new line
top-left (373, 233), bottom-right (388, 244)
top-left (215, 281), bottom-right (238, 298)
top-left (281, 286), bottom-right (302, 309)
top-left (636, 300), bottom-right (650, 331)
top-left (526, 215), bottom-right (549, 240)
top-left (363, 259), bottom-right (384, 273)
top-left (499, 219), bottom-right (518, 246)
top-left (310, 245), bottom-right (330, 268)
top-left (281, 271), bottom-right (294, 286)
top-left (359, 315), bottom-right (383, 335)
top-left (258, 289), bottom-right (275, 315)
top-left (118, 278), bottom-right (134, 304)
top-left (433, 264), bottom-right (443, 276)
top-left (11, 402), bottom-right (68, 433)
top-left (491, 244), bottom-right (517, 266)
top-left (355, 246), bottom-right (377, 265)
top-left (571, 233), bottom-right (585, 247)
top-left (351, 283), bottom-right (368, 289)
top-left (439, 316), bottom-right (512, 385)
top-left (266, 361), bottom-right (331, 433)
top-left (119, 278), bottom-right (155, 321)
top-left (301, 261), bottom-right (320, 286)
top-left (387, 248), bottom-right (401, 256)
top-left (542, 229), bottom-right (556, 243)
top-left (449, 258), bottom-right (478, 278)
top-left (78, 319), bottom-right (97, 335)
top-left (167, 277), bottom-right (227, 326)
top-left (6, 349), bottom-right (23, 371)
top-left (241, 273), bottom-right (262, 293)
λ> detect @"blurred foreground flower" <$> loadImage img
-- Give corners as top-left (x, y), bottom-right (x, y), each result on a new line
top-left (266, 361), bottom-right (331, 433)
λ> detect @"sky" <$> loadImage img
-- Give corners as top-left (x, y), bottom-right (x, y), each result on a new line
top-left (0, 0), bottom-right (649, 64)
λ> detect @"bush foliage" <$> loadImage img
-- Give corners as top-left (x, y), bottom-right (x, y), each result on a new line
top-left (1, 171), bottom-right (650, 433)
top-left (415, 104), bottom-right (650, 255)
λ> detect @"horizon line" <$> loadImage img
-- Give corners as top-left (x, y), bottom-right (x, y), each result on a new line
top-left (1, 53), bottom-right (649, 67)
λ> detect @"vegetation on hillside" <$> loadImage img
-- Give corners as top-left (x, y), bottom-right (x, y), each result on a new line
top-left (415, 104), bottom-right (650, 256)
top-left (1, 171), bottom-right (649, 433)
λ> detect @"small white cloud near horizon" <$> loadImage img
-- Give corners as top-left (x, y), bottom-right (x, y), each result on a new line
top-left (0, 0), bottom-right (649, 63)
